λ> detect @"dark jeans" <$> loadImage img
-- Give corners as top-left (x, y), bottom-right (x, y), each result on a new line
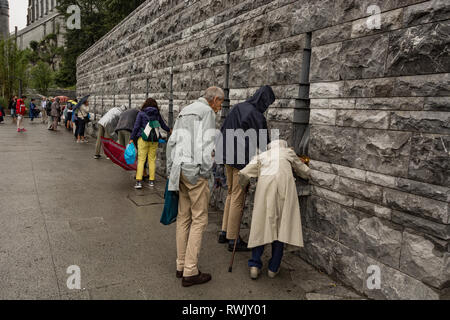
top-left (248, 241), bottom-right (284, 273)
top-left (77, 119), bottom-right (86, 137)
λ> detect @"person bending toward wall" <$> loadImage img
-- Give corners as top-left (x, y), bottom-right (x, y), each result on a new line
top-left (238, 140), bottom-right (310, 280)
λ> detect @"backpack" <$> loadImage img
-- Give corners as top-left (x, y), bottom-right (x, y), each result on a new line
top-left (142, 120), bottom-right (161, 142)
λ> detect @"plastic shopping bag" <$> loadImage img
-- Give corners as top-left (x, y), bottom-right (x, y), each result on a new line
top-left (124, 142), bottom-right (137, 165)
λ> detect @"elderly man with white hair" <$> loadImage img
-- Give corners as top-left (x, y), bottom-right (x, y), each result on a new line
top-left (167, 86), bottom-right (224, 287)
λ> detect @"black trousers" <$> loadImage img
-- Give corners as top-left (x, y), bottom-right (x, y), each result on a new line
top-left (77, 119), bottom-right (86, 137)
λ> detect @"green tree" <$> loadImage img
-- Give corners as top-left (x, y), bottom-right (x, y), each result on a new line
top-left (0, 38), bottom-right (30, 99)
top-left (30, 61), bottom-right (54, 96)
top-left (55, 0), bottom-right (146, 88)
top-left (27, 34), bottom-right (64, 71)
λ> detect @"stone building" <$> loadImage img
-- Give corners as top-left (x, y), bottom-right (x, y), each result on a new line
top-left (76, 0), bottom-right (450, 300)
top-left (15, 0), bottom-right (64, 50)
top-left (0, 0), bottom-right (8, 40)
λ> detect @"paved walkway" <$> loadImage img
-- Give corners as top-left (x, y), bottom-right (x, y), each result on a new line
top-left (0, 119), bottom-right (362, 300)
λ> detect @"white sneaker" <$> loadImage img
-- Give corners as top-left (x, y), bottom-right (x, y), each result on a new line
top-left (268, 269), bottom-right (280, 279)
top-left (249, 267), bottom-right (260, 280)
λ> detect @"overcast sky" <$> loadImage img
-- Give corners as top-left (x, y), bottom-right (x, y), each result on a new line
top-left (10, 0), bottom-right (28, 31)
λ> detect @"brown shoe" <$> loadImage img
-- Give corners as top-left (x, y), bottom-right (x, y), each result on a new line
top-left (176, 270), bottom-right (183, 279)
top-left (182, 271), bottom-right (212, 287)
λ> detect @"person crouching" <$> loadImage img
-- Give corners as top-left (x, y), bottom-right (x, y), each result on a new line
top-left (238, 140), bottom-right (310, 280)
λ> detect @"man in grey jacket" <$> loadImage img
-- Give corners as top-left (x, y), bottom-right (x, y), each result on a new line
top-left (166, 86), bottom-right (224, 287)
top-left (94, 105), bottom-right (127, 159)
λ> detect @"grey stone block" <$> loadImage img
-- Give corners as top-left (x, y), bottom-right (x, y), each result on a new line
top-left (389, 111), bottom-right (450, 134)
top-left (355, 97), bottom-right (424, 111)
top-left (354, 129), bottom-right (412, 178)
top-left (351, 8), bottom-right (403, 38)
top-left (310, 82), bottom-right (344, 98)
top-left (306, 196), bottom-right (341, 240)
top-left (331, 164), bottom-right (366, 182)
top-left (424, 97), bottom-right (450, 112)
top-left (363, 256), bottom-right (440, 300)
top-left (336, 110), bottom-right (390, 129)
top-left (393, 73), bottom-right (450, 97)
top-left (310, 42), bottom-right (342, 82)
top-left (366, 171), bottom-right (396, 188)
top-left (392, 210), bottom-right (450, 240)
top-left (395, 178), bottom-right (450, 202)
top-left (387, 22), bottom-right (450, 77)
top-left (310, 109), bottom-right (337, 126)
top-left (337, 176), bottom-right (384, 203)
top-left (343, 78), bottom-right (395, 98)
top-left (309, 125), bottom-right (359, 168)
top-left (340, 34), bottom-right (389, 80)
top-left (400, 230), bottom-right (449, 289)
top-left (311, 186), bottom-right (354, 207)
top-left (383, 188), bottom-right (448, 224)
top-left (312, 22), bottom-right (352, 46)
top-left (403, 0), bottom-right (450, 27)
top-left (408, 134), bottom-right (450, 187)
top-left (353, 198), bottom-right (392, 220)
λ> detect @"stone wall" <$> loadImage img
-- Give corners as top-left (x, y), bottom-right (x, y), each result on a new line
top-left (77, 0), bottom-right (450, 299)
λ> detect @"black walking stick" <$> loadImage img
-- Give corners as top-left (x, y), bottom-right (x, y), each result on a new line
top-left (228, 185), bottom-right (249, 273)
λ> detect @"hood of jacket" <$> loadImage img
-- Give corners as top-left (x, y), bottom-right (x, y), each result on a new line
top-left (143, 107), bottom-right (160, 119)
top-left (246, 85), bottom-right (275, 113)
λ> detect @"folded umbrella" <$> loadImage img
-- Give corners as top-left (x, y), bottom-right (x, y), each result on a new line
top-left (101, 137), bottom-right (137, 171)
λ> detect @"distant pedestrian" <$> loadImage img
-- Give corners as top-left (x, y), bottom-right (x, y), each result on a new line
top-left (216, 85), bottom-right (274, 252)
top-left (50, 97), bottom-right (61, 131)
top-left (166, 87), bottom-right (224, 287)
top-left (0, 104), bottom-right (5, 124)
top-left (130, 98), bottom-right (171, 188)
top-left (29, 99), bottom-right (38, 122)
top-left (94, 104), bottom-right (127, 159)
top-left (238, 140), bottom-right (310, 280)
top-left (65, 100), bottom-right (76, 130)
top-left (46, 98), bottom-right (53, 130)
top-left (9, 96), bottom-right (17, 124)
top-left (115, 107), bottom-right (139, 147)
top-left (16, 96), bottom-right (27, 132)
top-left (40, 97), bottom-right (48, 124)
top-left (75, 99), bottom-right (90, 143)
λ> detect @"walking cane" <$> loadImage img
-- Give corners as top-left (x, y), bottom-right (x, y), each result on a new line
top-left (228, 186), bottom-right (249, 273)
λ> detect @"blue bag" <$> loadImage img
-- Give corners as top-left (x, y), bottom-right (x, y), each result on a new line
top-left (124, 143), bottom-right (136, 165)
top-left (160, 180), bottom-right (179, 225)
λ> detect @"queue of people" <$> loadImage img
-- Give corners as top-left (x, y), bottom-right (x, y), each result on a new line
top-left (2, 85), bottom-right (310, 289)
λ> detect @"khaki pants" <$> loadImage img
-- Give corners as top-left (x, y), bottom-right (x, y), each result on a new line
top-left (95, 125), bottom-right (110, 156)
top-left (17, 115), bottom-right (23, 129)
top-left (51, 116), bottom-right (59, 130)
top-left (41, 108), bottom-right (48, 123)
top-left (117, 130), bottom-right (131, 147)
top-left (176, 173), bottom-right (210, 277)
top-left (221, 165), bottom-right (245, 240)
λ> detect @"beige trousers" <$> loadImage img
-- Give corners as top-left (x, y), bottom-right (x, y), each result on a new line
top-left (176, 173), bottom-right (210, 277)
top-left (95, 125), bottom-right (110, 156)
top-left (221, 165), bottom-right (245, 240)
top-left (117, 130), bottom-right (131, 147)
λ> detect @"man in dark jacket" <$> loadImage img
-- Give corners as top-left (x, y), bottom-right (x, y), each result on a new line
top-left (115, 108), bottom-right (140, 147)
top-left (215, 85), bottom-right (275, 252)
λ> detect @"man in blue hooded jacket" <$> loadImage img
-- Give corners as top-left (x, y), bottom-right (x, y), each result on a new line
top-left (215, 85), bottom-right (275, 252)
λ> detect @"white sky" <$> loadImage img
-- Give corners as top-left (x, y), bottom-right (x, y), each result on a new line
top-left (10, 0), bottom-right (28, 31)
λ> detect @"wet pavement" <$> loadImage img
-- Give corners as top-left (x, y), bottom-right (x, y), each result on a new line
top-left (0, 119), bottom-right (363, 300)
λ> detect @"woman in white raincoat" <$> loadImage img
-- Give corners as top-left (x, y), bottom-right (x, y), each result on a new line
top-left (238, 139), bottom-right (310, 279)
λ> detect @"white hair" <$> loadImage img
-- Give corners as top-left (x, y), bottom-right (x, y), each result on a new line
top-left (204, 86), bottom-right (225, 102)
